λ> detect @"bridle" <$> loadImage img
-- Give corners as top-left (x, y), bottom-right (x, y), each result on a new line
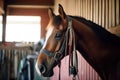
top-left (40, 16), bottom-right (72, 62)
top-left (40, 16), bottom-right (79, 80)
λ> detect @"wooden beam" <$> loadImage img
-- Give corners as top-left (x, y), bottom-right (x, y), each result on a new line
top-left (8, 5), bottom-right (54, 9)
top-left (7, 0), bottom-right (54, 6)
top-left (0, 7), bottom-right (4, 14)
top-left (0, 0), bottom-right (4, 14)
top-left (2, 0), bottom-right (8, 42)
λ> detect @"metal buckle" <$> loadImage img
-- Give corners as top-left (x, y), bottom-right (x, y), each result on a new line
top-left (69, 66), bottom-right (78, 75)
top-left (54, 52), bottom-right (63, 62)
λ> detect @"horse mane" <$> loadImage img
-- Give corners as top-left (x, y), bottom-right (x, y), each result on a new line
top-left (70, 16), bottom-right (120, 44)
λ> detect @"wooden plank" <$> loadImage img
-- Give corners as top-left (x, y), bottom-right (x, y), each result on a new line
top-left (2, 0), bottom-right (8, 42)
top-left (98, 0), bottom-right (102, 26)
top-left (111, 0), bottom-right (115, 27)
top-left (0, 7), bottom-right (4, 14)
top-left (105, 0), bottom-right (109, 29)
top-left (83, 0), bottom-right (86, 18)
top-left (89, 0), bottom-right (92, 20)
top-left (87, 0), bottom-right (90, 20)
top-left (75, 0), bottom-right (78, 16)
top-left (102, 0), bottom-right (105, 28)
top-left (0, 0), bottom-right (4, 14)
top-left (94, 0), bottom-right (98, 24)
top-left (109, 0), bottom-right (112, 28)
top-left (86, 0), bottom-right (88, 19)
top-left (79, 0), bottom-right (81, 16)
top-left (8, 0), bottom-right (54, 5)
top-left (86, 63), bottom-right (89, 80)
top-left (116, 0), bottom-right (120, 25)
top-left (90, 0), bottom-right (93, 21)
top-left (85, 0), bottom-right (87, 18)
top-left (8, 5), bottom-right (54, 9)
top-left (95, 0), bottom-right (99, 24)
top-left (93, 0), bottom-right (96, 22)
top-left (80, 0), bottom-right (83, 16)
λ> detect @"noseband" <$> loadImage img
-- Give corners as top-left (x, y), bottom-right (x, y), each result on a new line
top-left (40, 17), bottom-right (72, 62)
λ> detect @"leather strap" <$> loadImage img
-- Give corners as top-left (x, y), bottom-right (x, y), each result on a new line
top-left (68, 17), bottom-right (79, 80)
top-left (41, 49), bottom-right (55, 57)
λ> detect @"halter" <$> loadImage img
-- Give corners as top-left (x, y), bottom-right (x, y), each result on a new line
top-left (40, 16), bottom-right (79, 80)
top-left (40, 17), bottom-right (72, 62)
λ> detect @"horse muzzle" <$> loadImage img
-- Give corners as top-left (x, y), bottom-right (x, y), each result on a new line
top-left (39, 64), bottom-right (46, 74)
top-left (35, 63), bottom-right (54, 77)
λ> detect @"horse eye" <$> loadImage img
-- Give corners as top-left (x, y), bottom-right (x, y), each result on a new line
top-left (55, 32), bottom-right (63, 39)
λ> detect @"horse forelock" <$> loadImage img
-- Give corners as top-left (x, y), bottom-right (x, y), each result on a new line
top-left (46, 16), bottom-right (62, 31)
top-left (53, 15), bottom-right (62, 27)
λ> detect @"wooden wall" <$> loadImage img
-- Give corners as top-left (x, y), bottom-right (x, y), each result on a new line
top-left (54, 0), bottom-right (120, 29)
top-left (50, 53), bottom-right (101, 80)
top-left (0, 0), bottom-right (4, 14)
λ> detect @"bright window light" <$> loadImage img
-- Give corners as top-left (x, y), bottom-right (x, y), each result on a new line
top-left (6, 16), bottom-right (41, 42)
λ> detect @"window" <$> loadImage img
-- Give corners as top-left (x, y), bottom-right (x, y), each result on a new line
top-left (6, 16), bottom-right (41, 42)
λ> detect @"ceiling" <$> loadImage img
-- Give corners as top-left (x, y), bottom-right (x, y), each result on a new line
top-left (7, 0), bottom-right (54, 9)
top-left (8, 0), bottom-right (54, 5)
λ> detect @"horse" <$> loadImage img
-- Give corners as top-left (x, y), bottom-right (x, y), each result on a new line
top-left (35, 4), bottom-right (120, 80)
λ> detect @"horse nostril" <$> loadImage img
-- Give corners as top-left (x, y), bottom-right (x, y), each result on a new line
top-left (39, 64), bottom-right (46, 74)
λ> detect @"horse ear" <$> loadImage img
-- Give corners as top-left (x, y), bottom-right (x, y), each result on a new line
top-left (58, 4), bottom-right (67, 20)
top-left (48, 8), bottom-right (55, 19)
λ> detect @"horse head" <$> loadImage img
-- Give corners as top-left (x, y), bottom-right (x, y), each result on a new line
top-left (35, 4), bottom-right (70, 77)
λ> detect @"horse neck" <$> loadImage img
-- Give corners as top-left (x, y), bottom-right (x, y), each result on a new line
top-left (71, 18), bottom-right (108, 79)
top-left (72, 18), bottom-right (102, 58)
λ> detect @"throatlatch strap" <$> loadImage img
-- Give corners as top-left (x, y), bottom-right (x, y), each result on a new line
top-left (68, 17), bottom-right (79, 80)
